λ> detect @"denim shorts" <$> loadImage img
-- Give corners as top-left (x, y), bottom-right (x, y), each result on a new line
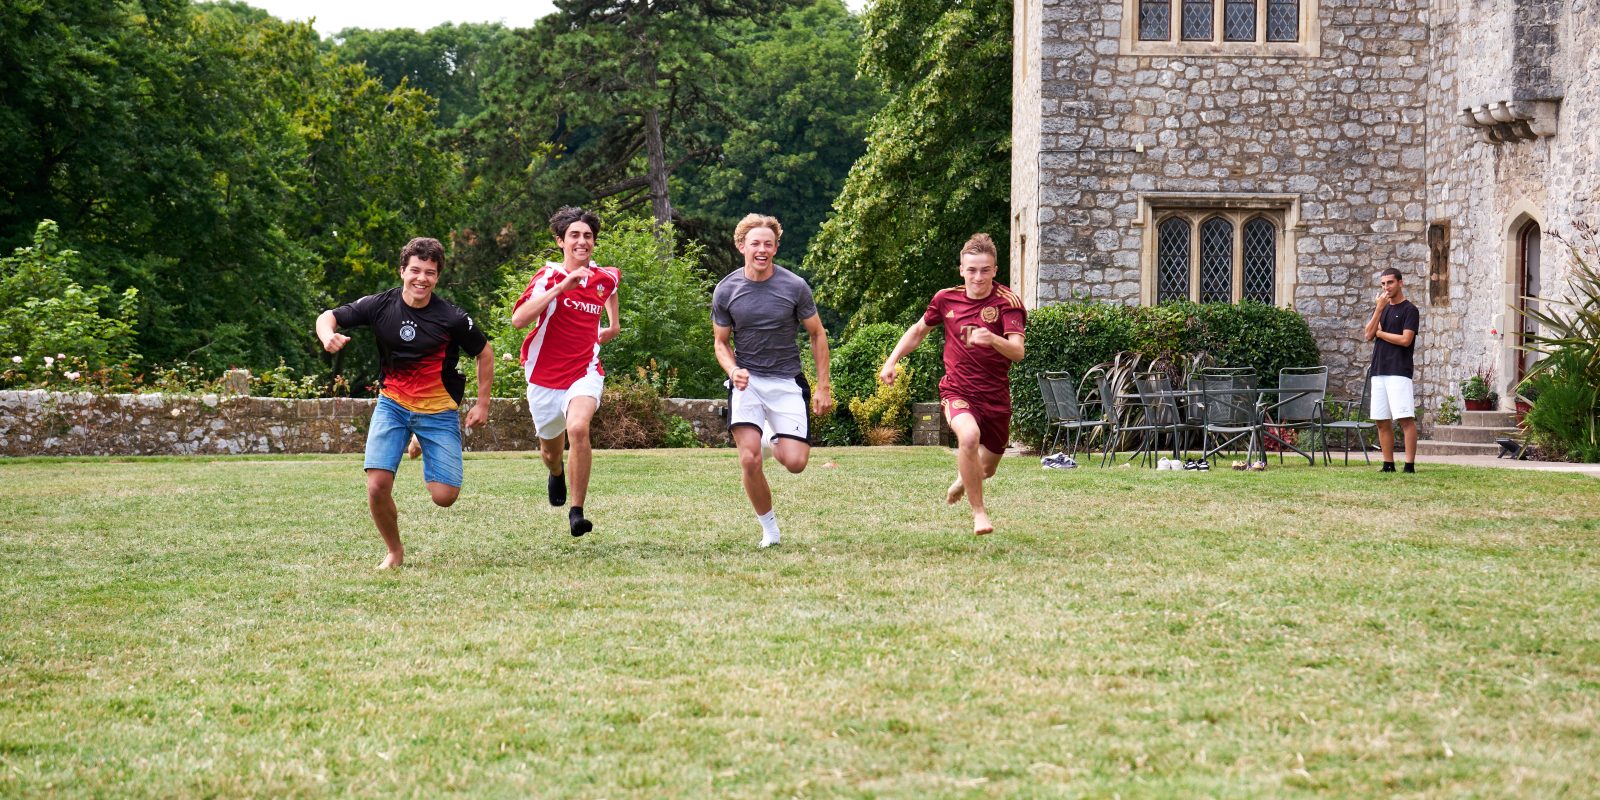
top-left (363, 396), bottom-right (464, 487)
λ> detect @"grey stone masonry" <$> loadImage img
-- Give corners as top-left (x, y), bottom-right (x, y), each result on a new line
top-left (1025, 0), bottom-right (1432, 396)
top-left (0, 392), bottom-right (730, 456)
top-left (1017, 0), bottom-right (1598, 419)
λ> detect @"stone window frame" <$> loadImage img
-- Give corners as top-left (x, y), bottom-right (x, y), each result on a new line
top-left (1133, 193), bottom-right (1303, 307)
top-left (1121, 0), bottom-right (1322, 57)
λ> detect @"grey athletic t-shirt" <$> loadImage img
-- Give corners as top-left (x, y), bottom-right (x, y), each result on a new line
top-left (711, 265), bottom-right (818, 378)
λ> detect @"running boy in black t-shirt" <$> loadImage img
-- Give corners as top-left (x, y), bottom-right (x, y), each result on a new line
top-left (315, 237), bottom-right (494, 568)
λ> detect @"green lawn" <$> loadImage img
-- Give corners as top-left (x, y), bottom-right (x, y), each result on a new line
top-left (2, 449), bottom-right (1597, 798)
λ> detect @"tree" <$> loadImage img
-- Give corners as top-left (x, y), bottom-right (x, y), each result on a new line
top-left (804, 0), bottom-right (1012, 331)
top-left (672, 0), bottom-right (883, 274)
top-left (331, 23), bottom-right (515, 130)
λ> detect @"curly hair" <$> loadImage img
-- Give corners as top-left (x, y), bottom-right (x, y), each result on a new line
top-left (399, 237), bottom-right (445, 270)
top-left (549, 206), bottom-right (601, 239)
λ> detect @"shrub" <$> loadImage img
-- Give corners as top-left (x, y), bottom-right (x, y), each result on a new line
top-left (0, 221), bottom-right (141, 389)
top-left (848, 366), bottom-right (913, 444)
top-left (1011, 299), bottom-right (1320, 448)
top-left (827, 321), bottom-right (942, 444)
top-left (1514, 219), bottom-right (1600, 462)
top-left (591, 375), bottom-right (668, 449)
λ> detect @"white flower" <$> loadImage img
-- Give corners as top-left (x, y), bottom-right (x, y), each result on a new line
top-left (502, 353), bottom-right (514, 361)
top-left (65, 371), bottom-right (80, 380)
top-left (57, 353), bottom-right (66, 359)
top-left (10, 356), bottom-right (20, 364)
top-left (43, 356), bottom-right (54, 367)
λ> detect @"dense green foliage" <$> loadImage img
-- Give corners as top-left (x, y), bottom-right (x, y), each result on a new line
top-left (1009, 300), bottom-right (1321, 447)
top-left (806, 0), bottom-right (1013, 330)
top-left (0, 1), bottom-right (457, 378)
top-left (674, 1), bottom-right (883, 273)
top-left (0, 222), bottom-right (140, 385)
top-left (0, 0), bottom-right (876, 396)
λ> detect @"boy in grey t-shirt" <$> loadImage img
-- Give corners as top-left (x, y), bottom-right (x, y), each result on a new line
top-left (711, 214), bottom-right (833, 548)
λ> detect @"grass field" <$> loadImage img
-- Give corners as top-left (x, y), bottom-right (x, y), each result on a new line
top-left (2, 448), bottom-right (1598, 798)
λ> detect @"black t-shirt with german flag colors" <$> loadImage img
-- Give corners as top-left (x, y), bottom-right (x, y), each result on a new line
top-left (333, 288), bottom-right (488, 413)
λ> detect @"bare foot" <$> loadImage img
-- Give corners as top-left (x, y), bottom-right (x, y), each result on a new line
top-left (377, 552), bottom-right (404, 569)
top-left (946, 477), bottom-right (966, 505)
top-left (973, 511), bottom-right (994, 536)
top-left (406, 436), bottom-right (422, 460)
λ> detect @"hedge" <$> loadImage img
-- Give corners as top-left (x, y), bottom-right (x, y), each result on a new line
top-left (1009, 300), bottom-right (1320, 448)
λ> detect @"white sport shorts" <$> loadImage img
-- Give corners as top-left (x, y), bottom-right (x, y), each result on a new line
top-left (728, 373), bottom-right (810, 444)
top-left (526, 369), bottom-right (605, 440)
top-left (1370, 375), bottom-right (1416, 421)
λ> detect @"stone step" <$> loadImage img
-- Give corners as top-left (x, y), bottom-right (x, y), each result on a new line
top-left (1417, 440), bottom-right (1502, 457)
top-left (1431, 425), bottom-right (1518, 444)
top-left (1460, 410), bottom-right (1517, 428)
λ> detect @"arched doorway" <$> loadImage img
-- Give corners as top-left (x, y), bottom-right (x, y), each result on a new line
top-left (1516, 220), bottom-right (1541, 383)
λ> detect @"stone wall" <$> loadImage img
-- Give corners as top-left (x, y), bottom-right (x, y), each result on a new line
top-left (1422, 0), bottom-right (1597, 411)
top-left (1017, 0), bottom-right (1597, 417)
top-left (0, 392), bottom-right (731, 457)
top-left (1020, 0), bottom-right (1434, 396)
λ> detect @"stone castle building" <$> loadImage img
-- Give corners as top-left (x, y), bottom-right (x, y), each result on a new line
top-left (1010, 0), bottom-right (1597, 413)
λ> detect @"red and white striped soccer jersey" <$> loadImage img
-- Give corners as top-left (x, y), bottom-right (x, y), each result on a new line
top-left (514, 262), bottom-right (620, 390)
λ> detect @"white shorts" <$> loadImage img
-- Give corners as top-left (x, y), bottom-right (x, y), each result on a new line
top-left (728, 373), bottom-right (810, 444)
top-left (526, 370), bottom-right (604, 440)
top-left (1370, 375), bottom-right (1415, 421)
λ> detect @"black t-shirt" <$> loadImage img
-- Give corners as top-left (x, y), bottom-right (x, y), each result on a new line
top-left (1371, 299), bottom-right (1419, 379)
top-left (333, 288), bottom-right (488, 412)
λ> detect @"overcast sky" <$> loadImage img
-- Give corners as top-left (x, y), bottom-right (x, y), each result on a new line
top-left (241, 0), bottom-right (869, 36)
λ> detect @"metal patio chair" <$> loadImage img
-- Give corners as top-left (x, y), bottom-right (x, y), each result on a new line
top-left (1322, 374), bottom-right (1378, 465)
top-left (1266, 365), bottom-right (1328, 465)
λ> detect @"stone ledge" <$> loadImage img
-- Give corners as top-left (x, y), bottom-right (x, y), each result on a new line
top-left (0, 391), bottom-right (730, 456)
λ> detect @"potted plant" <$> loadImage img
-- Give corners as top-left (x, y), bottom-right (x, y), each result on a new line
top-left (1460, 369), bottom-right (1498, 411)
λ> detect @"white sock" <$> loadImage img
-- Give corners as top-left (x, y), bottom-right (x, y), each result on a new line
top-left (757, 510), bottom-right (780, 543)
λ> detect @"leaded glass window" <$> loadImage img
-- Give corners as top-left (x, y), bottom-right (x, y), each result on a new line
top-left (1199, 217), bottom-right (1233, 303)
top-left (1140, 0), bottom-right (1171, 40)
top-left (1266, 0), bottom-right (1298, 41)
top-left (1157, 218), bottom-right (1192, 303)
top-left (1241, 218), bottom-right (1276, 303)
top-left (1181, 0), bottom-right (1213, 41)
top-left (1224, 0), bottom-right (1257, 41)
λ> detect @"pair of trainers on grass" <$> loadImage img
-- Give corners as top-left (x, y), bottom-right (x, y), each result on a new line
top-left (1230, 460), bottom-right (1268, 471)
top-left (1040, 452), bottom-right (1078, 469)
top-left (1157, 457), bottom-right (1210, 471)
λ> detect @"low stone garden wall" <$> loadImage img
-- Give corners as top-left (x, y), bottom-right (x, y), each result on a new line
top-left (0, 391), bottom-right (731, 457)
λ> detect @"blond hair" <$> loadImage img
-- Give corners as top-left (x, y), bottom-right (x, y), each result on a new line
top-left (734, 214), bottom-right (783, 247)
top-left (960, 233), bottom-right (998, 260)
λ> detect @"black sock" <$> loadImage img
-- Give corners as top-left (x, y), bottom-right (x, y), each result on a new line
top-left (1403, 462), bottom-right (1415, 473)
top-left (548, 472), bottom-right (567, 507)
top-left (1381, 462), bottom-right (1396, 472)
top-left (569, 505), bottom-right (592, 537)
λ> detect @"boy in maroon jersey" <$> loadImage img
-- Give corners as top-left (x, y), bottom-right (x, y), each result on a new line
top-left (315, 237), bottom-right (494, 568)
top-left (878, 234), bottom-right (1025, 535)
top-left (511, 207), bottom-right (621, 537)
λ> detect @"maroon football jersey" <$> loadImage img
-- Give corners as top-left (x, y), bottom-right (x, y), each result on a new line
top-left (921, 283), bottom-right (1026, 405)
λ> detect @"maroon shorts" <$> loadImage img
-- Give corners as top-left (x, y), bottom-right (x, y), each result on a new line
top-left (941, 394), bottom-right (1010, 455)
